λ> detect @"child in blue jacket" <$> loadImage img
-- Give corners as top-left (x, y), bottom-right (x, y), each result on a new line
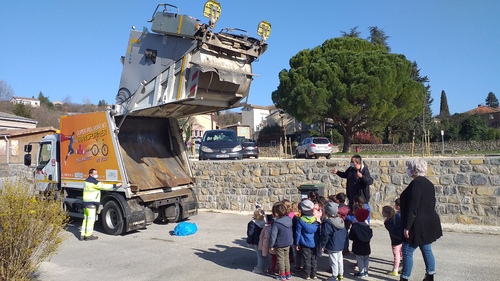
top-left (295, 199), bottom-right (320, 280)
top-left (383, 205), bottom-right (402, 276)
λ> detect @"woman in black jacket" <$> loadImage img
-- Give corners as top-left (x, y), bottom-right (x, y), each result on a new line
top-left (400, 159), bottom-right (442, 281)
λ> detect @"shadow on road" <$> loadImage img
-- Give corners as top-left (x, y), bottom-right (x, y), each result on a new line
top-left (193, 237), bottom-right (255, 271)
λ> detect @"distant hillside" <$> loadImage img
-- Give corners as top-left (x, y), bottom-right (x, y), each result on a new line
top-left (0, 101), bottom-right (102, 128)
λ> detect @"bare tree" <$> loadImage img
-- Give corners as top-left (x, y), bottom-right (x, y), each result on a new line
top-left (214, 111), bottom-right (241, 128)
top-left (0, 80), bottom-right (14, 101)
top-left (0, 101), bottom-right (14, 114)
top-left (62, 95), bottom-right (72, 105)
top-left (31, 106), bottom-right (62, 128)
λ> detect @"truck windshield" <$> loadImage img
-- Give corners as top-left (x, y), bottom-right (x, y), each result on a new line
top-left (38, 143), bottom-right (52, 166)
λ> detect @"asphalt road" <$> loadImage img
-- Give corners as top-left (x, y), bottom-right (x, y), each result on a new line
top-left (35, 210), bottom-right (500, 281)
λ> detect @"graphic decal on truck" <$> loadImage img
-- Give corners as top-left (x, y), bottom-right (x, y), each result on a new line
top-left (60, 112), bottom-right (121, 181)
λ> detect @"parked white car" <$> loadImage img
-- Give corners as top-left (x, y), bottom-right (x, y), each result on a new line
top-left (295, 137), bottom-right (333, 159)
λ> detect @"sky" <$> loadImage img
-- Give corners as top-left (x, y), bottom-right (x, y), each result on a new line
top-left (1, 0), bottom-right (499, 116)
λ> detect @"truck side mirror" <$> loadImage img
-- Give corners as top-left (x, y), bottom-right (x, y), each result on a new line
top-left (24, 154), bottom-right (32, 166)
top-left (24, 144), bottom-right (32, 153)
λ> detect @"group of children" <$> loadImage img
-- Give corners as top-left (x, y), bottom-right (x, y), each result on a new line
top-left (246, 193), bottom-right (403, 280)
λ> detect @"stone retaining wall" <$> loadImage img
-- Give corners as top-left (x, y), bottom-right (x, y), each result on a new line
top-left (349, 140), bottom-right (500, 153)
top-left (258, 140), bottom-right (500, 157)
top-left (4, 158), bottom-right (499, 226)
top-left (191, 157), bottom-right (500, 226)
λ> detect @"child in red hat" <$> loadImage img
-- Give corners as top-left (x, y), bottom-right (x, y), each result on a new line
top-left (348, 208), bottom-right (373, 278)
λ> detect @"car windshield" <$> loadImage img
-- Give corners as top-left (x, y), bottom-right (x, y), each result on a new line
top-left (203, 131), bottom-right (238, 142)
top-left (312, 138), bottom-right (330, 144)
top-left (241, 141), bottom-right (256, 147)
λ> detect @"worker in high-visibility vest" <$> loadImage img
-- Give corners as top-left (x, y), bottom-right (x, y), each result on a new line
top-left (80, 168), bottom-right (122, 241)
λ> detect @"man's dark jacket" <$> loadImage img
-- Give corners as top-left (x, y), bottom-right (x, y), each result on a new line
top-left (336, 165), bottom-right (373, 208)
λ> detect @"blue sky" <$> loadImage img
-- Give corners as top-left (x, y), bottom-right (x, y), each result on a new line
top-left (1, 0), bottom-right (499, 116)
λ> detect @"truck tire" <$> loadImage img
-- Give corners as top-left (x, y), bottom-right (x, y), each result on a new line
top-left (101, 200), bottom-right (125, 235)
top-left (173, 203), bottom-right (183, 223)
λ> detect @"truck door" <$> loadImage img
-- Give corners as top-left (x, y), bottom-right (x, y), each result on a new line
top-left (35, 141), bottom-right (60, 193)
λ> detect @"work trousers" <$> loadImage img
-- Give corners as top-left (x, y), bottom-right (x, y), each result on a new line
top-left (81, 205), bottom-right (97, 237)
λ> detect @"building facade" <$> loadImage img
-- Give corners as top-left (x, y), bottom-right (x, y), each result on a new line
top-left (190, 113), bottom-right (217, 139)
top-left (0, 127), bottom-right (58, 164)
top-left (10, 96), bottom-right (40, 107)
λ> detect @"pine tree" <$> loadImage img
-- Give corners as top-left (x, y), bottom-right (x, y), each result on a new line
top-left (368, 26), bottom-right (391, 52)
top-left (439, 90), bottom-right (451, 119)
top-left (13, 103), bottom-right (32, 118)
top-left (340, 27), bottom-right (361, 38)
top-left (97, 99), bottom-right (108, 108)
top-left (485, 92), bottom-right (499, 108)
top-left (38, 91), bottom-right (54, 109)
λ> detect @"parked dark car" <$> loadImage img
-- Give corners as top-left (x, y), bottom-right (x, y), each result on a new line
top-left (241, 139), bottom-right (259, 159)
top-left (193, 137), bottom-right (201, 150)
top-left (199, 130), bottom-right (242, 160)
top-left (295, 137), bottom-right (333, 159)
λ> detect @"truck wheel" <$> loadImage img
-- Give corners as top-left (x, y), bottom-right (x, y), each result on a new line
top-left (102, 200), bottom-right (124, 235)
top-left (172, 204), bottom-right (182, 223)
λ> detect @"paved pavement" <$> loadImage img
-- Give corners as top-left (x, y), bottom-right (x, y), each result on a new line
top-left (35, 210), bottom-right (500, 281)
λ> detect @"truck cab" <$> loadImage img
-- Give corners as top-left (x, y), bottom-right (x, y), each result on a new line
top-left (25, 134), bottom-right (61, 196)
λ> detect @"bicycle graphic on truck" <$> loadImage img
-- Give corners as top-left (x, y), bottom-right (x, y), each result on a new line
top-left (91, 139), bottom-right (109, 156)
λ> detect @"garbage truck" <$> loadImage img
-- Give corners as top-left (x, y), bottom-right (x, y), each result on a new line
top-left (23, 0), bottom-right (270, 235)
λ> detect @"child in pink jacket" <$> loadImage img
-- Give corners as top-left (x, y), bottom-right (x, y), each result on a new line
top-left (259, 214), bottom-right (277, 275)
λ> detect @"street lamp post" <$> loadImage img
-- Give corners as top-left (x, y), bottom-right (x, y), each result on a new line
top-left (280, 111), bottom-right (286, 159)
top-left (441, 130), bottom-right (445, 154)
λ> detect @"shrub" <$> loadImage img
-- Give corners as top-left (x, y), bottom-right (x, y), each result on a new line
top-left (352, 131), bottom-right (382, 144)
top-left (0, 178), bottom-right (68, 280)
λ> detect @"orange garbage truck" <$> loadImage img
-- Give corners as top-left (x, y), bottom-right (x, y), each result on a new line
top-left (23, 1), bottom-right (270, 235)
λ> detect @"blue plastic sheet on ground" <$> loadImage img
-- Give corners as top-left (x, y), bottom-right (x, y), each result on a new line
top-left (173, 222), bottom-right (198, 236)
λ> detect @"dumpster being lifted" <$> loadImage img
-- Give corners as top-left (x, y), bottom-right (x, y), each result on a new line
top-left (298, 183), bottom-right (325, 199)
top-left (115, 0), bottom-right (272, 119)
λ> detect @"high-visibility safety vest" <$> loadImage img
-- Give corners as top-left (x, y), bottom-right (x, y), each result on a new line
top-left (83, 178), bottom-right (115, 203)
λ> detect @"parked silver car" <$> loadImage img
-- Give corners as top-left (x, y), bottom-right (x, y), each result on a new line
top-left (295, 137), bottom-right (332, 159)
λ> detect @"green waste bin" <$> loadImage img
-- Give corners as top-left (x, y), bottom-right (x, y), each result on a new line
top-left (298, 183), bottom-right (325, 199)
